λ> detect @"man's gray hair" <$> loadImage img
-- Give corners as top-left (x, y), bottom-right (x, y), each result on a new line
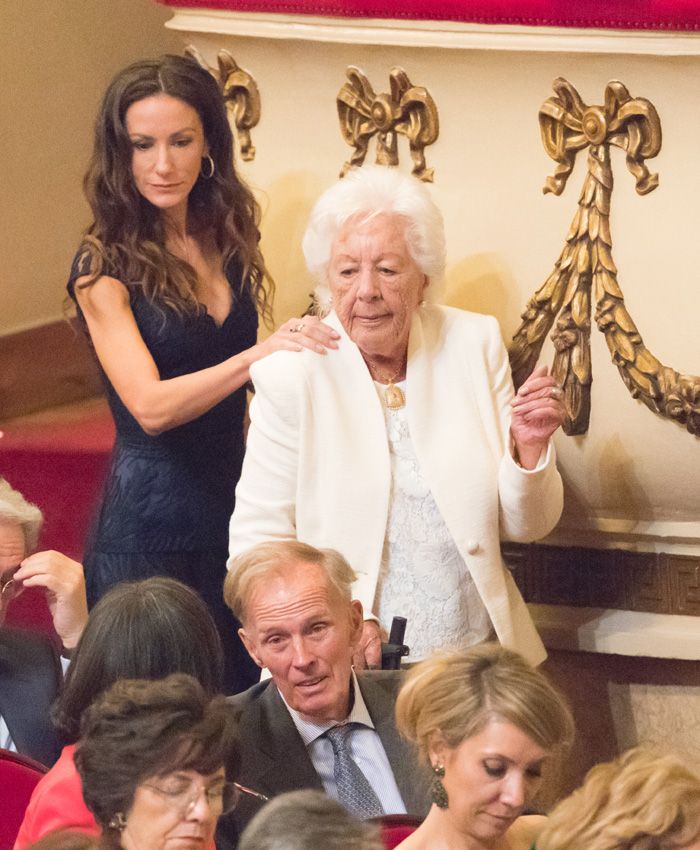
top-left (224, 540), bottom-right (357, 624)
top-left (238, 790), bottom-right (384, 850)
top-left (0, 478), bottom-right (43, 552)
top-left (302, 165), bottom-right (447, 307)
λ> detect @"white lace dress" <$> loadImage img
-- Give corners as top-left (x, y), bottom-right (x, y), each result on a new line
top-left (373, 381), bottom-right (493, 661)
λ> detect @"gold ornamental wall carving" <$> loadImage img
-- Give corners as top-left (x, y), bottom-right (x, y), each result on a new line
top-left (336, 66), bottom-right (439, 181)
top-left (509, 78), bottom-right (700, 436)
top-left (186, 46), bottom-right (260, 161)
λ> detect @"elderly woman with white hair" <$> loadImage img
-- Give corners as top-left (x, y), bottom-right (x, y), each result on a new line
top-left (228, 165), bottom-right (565, 668)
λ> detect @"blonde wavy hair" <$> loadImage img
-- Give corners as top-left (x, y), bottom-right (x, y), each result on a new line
top-left (395, 643), bottom-right (574, 763)
top-left (225, 540), bottom-right (357, 624)
top-left (537, 747), bottom-right (700, 850)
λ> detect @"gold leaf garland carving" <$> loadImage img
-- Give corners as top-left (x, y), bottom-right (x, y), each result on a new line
top-left (337, 66), bottom-right (439, 181)
top-left (185, 46), bottom-right (260, 161)
top-left (509, 77), bottom-right (700, 436)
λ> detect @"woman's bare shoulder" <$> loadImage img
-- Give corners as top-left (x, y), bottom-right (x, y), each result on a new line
top-left (73, 273), bottom-right (130, 317)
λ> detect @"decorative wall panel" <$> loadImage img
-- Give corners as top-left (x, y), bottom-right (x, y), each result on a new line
top-left (504, 543), bottom-right (700, 617)
top-left (509, 78), bottom-right (700, 436)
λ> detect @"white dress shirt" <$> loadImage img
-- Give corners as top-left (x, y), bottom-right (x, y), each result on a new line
top-left (280, 671), bottom-right (407, 815)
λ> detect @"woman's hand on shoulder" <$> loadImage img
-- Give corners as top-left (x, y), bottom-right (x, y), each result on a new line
top-left (252, 315), bottom-right (340, 363)
top-left (510, 365), bottom-right (565, 469)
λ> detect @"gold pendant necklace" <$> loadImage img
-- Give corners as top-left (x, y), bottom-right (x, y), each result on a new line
top-left (384, 382), bottom-right (406, 410)
top-left (366, 358), bottom-right (406, 410)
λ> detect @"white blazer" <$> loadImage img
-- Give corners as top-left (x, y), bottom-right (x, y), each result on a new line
top-left (229, 305), bottom-right (563, 666)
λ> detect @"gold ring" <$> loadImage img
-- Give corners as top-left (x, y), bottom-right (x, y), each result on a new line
top-left (289, 323), bottom-right (305, 334)
top-left (551, 386), bottom-right (563, 399)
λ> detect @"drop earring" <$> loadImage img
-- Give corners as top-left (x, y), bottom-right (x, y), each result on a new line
top-left (108, 812), bottom-right (127, 831)
top-left (431, 764), bottom-right (449, 809)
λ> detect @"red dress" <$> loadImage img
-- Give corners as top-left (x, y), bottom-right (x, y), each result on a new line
top-left (15, 743), bottom-right (218, 850)
top-left (14, 745), bottom-right (97, 850)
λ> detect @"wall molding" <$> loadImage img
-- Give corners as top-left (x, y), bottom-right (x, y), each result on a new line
top-left (531, 604), bottom-right (700, 660)
top-left (166, 9), bottom-right (700, 55)
top-left (0, 320), bottom-right (103, 421)
top-left (504, 542), bottom-right (700, 617)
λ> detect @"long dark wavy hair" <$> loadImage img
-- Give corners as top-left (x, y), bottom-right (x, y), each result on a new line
top-left (78, 54), bottom-right (273, 323)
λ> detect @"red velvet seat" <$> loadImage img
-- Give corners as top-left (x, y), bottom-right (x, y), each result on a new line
top-left (375, 814), bottom-right (422, 849)
top-left (0, 749), bottom-right (48, 850)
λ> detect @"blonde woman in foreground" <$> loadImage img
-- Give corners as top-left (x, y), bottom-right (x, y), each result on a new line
top-left (537, 747), bottom-right (700, 850)
top-left (395, 644), bottom-right (574, 850)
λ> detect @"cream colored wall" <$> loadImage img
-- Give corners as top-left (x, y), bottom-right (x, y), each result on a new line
top-left (0, 0), bottom-right (181, 335)
top-left (179, 23), bottom-right (700, 553)
top-left (5, 2), bottom-right (700, 555)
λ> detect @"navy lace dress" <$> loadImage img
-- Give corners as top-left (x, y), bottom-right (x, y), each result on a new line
top-left (68, 254), bottom-right (260, 693)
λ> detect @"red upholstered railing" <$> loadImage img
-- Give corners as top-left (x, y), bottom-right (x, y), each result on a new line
top-left (158, 0), bottom-right (700, 31)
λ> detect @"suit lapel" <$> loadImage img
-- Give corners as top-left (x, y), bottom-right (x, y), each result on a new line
top-left (357, 673), bottom-right (431, 818)
top-left (0, 630), bottom-right (62, 766)
top-left (225, 682), bottom-right (324, 844)
top-left (250, 683), bottom-right (323, 794)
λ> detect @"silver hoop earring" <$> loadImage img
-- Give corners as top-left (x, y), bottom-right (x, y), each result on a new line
top-left (201, 154), bottom-right (215, 179)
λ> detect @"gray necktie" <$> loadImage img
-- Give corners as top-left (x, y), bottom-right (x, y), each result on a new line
top-left (324, 723), bottom-right (384, 818)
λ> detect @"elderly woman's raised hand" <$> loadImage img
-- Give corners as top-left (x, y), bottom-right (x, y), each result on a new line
top-left (255, 315), bottom-right (340, 361)
top-left (510, 365), bottom-right (565, 470)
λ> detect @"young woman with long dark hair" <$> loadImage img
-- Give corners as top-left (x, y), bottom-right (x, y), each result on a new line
top-left (69, 55), bottom-right (337, 693)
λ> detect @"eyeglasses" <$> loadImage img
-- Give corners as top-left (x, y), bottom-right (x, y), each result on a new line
top-left (142, 778), bottom-right (270, 818)
top-left (142, 778), bottom-right (241, 819)
top-left (0, 570), bottom-right (21, 603)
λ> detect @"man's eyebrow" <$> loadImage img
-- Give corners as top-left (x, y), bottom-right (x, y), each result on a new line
top-left (257, 625), bottom-right (285, 637)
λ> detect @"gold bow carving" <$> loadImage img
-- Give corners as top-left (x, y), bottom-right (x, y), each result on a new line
top-left (337, 66), bottom-right (439, 181)
top-left (509, 77), bottom-right (699, 436)
top-left (185, 46), bottom-right (261, 161)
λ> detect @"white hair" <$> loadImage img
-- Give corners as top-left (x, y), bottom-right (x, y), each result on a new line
top-left (0, 478), bottom-right (43, 552)
top-left (302, 165), bottom-right (446, 309)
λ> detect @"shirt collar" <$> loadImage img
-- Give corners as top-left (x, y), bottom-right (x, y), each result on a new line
top-left (279, 670), bottom-right (375, 747)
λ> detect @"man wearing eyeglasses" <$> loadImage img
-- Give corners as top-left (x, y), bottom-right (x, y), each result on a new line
top-left (218, 540), bottom-right (431, 847)
top-left (0, 478), bottom-right (88, 765)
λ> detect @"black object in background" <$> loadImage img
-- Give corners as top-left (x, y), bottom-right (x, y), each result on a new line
top-left (381, 616), bottom-right (410, 670)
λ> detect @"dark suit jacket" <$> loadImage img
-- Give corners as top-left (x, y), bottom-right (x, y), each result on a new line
top-left (216, 670), bottom-right (431, 849)
top-left (0, 628), bottom-right (63, 767)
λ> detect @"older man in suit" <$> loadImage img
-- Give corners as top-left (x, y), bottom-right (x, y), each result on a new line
top-left (217, 540), bottom-right (430, 847)
top-left (0, 478), bottom-right (87, 766)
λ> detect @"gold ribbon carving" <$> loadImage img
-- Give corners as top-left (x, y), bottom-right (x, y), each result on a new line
top-left (509, 78), bottom-right (699, 436)
top-left (185, 46), bottom-right (260, 162)
top-left (337, 66), bottom-right (439, 181)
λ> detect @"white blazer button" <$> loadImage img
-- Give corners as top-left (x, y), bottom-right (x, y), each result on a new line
top-left (466, 540), bottom-right (480, 555)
